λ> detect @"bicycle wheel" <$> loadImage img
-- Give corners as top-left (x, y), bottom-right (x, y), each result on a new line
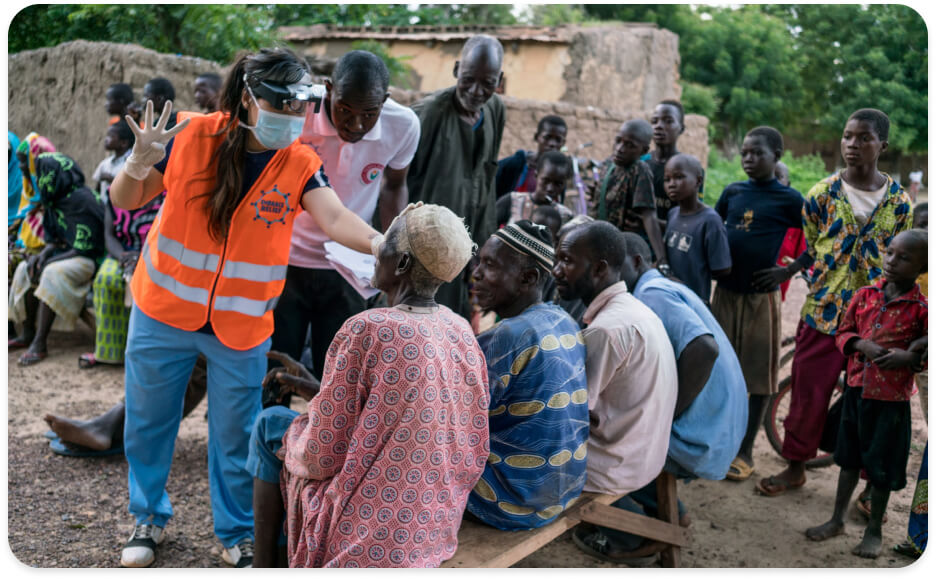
top-left (763, 377), bottom-right (844, 469)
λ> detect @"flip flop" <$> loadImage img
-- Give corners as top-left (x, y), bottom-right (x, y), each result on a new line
top-left (893, 542), bottom-right (921, 559)
top-left (8, 338), bottom-right (29, 350)
top-left (49, 437), bottom-right (123, 458)
top-left (725, 457), bottom-right (754, 481)
top-left (43, 430), bottom-right (57, 440)
top-left (17, 351), bottom-right (47, 366)
top-left (754, 475), bottom-right (805, 497)
top-left (78, 353), bottom-right (97, 369)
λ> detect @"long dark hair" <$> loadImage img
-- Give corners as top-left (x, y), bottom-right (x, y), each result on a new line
top-left (195, 47), bottom-right (310, 242)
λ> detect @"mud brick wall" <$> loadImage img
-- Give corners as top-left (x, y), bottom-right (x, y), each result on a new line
top-left (8, 41), bottom-right (223, 179)
top-left (390, 89), bottom-right (709, 169)
top-left (9, 40), bottom-right (707, 184)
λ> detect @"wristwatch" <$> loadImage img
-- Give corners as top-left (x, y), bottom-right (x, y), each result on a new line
top-left (658, 263), bottom-right (672, 277)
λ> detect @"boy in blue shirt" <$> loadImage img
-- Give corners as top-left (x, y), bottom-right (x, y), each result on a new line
top-left (662, 154), bottom-right (731, 304)
top-left (712, 126), bottom-right (807, 482)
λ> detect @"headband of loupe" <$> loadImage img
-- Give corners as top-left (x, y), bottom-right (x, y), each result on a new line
top-left (245, 73), bottom-right (324, 114)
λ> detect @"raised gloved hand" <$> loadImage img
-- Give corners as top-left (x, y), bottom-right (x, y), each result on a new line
top-left (123, 100), bottom-right (190, 181)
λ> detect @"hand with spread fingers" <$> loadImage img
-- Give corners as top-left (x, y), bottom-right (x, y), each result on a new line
top-left (262, 350), bottom-right (321, 402)
top-left (122, 100), bottom-right (191, 181)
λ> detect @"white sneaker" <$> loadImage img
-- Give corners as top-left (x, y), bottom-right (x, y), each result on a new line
top-left (120, 523), bottom-right (165, 567)
top-left (222, 537), bottom-right (254, 568)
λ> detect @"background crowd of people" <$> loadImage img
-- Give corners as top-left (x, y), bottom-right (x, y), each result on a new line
top-left (7, 33), bottom-right (928, 568)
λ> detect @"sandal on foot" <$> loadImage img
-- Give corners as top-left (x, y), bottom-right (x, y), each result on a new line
top-left (571, 527), bottom-right (659, 567)
top-left (17, 351), bottom-right (47, 366)
top-left (8, 338), bottom-right (29, 350)
top-left (49, 437), bottom-right (123, 457)
top-left (78, 353), bottom-right (97, 369)
top-left (755, 475), bottom-right (805, 497)
top-left (726, 457), bottom-right (754, 481)
top-left (893, 542), bottom-right (921, 559)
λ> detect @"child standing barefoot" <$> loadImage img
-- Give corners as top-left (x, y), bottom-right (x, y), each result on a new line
top-left (806, 229), bottom-right (928, 558)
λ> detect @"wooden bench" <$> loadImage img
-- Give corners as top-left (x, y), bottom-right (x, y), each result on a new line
top-left (443, 472), bottom-right (689, 568)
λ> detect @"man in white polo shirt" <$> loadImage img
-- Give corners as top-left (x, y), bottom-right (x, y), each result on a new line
top-left (269, 50), bottom-right (420, 393)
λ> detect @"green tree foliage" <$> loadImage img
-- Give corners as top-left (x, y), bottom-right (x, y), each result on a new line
top-left (271, 4), bottom-right (420, 27)
top-left (678, 6), bottom-right (807, 148)
top-left (581, 4), bottom-right (693, 30)
top-left (9, 4), bottom-right (276, 63)
top-left (272, 4), bottom-right (516, 28)
top-left (10, 4), bottom-right (519, 64)
top-left (764, 4), bottom-right (927, 153)
top-left (582, 4), bottom-right (926, 155)
top-left (679, 81), bottom-right (719, 122)
top-left (529, 4), bottom-right (586, 27)
top-left (10, 4), bottom-right (927, 155)
top-left (703, 151), bottom-right (829, 207)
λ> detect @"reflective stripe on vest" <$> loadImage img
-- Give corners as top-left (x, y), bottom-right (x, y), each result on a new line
top-left (157, 232), bottom-right (220, 272)
top-left (141, 243), bottom-right (210, 305)
top-left (132, 111), bottom-right (323, 350)
top-left (221, 260), bottom-right (288, 283)
top-left (213, 294), bottom-right (280, 318)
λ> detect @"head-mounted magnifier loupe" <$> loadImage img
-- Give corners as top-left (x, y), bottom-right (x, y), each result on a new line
top-left (246, 73), bottom-right (324, 114)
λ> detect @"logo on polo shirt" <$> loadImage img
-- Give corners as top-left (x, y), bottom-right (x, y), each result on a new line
top-left (361, 163), bottom-right (385, 185)
top-left (251, 185), bottom-right (293, 228)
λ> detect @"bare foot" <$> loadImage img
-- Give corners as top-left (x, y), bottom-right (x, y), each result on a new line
top-left (805, 520), bottom-right (845, 541)
top-left (852, 529), bottom-right (882, 558)
top-left (43, 414), bottom-right (113, 451)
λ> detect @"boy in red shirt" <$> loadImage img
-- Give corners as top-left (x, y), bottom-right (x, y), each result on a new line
top-left (805, 229), bottom-right (927, 558)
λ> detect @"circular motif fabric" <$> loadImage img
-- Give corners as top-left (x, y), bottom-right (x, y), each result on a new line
top-left (281, 307), bottom-right (489, 568)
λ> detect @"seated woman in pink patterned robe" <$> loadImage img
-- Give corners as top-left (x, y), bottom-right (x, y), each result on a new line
top-left (249, 203), bottom-right (489, 568)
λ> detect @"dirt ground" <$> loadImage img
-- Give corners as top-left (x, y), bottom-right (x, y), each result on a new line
top-left (5, 277), bottom-right (929, 569)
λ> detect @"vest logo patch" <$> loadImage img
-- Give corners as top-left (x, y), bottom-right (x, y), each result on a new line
top-left (251, 185), bottom-right (293, 228)
top-left (361, 163), bottom-right (385, 185)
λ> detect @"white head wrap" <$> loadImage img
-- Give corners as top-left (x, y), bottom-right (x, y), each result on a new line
top-left (390, 203), bottom-right (475, 283)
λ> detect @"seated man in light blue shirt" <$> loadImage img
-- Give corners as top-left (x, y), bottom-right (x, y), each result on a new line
top-left (573, 232), bottom-right (747, 565)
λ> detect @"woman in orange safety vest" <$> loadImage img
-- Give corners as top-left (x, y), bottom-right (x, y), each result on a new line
top-left (108, 47), bottom-right (384, 569)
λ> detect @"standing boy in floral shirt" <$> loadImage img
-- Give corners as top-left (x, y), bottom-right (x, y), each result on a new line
top-left (757, 108), bottom-right (914, 497)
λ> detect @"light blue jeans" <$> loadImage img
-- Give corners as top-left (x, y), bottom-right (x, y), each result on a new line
top-left (123, 306), bottom-right (270, 548)
top-left (246, 406), bottom-right (299, 484)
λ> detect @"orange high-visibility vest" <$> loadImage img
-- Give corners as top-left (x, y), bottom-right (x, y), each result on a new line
top-left (131, 111), bottom-right (323, 351)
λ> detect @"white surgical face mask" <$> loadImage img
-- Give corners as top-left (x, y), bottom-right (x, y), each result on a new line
top-left (242, 87), bottom-right (304, 150)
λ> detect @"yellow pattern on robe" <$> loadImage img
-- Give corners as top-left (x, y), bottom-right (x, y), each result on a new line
top-left (508, 401), bottom-right (545, 416)
top-left (473, 478), bottom-right (497, 502)
top-left (498, 502), bottom-right (536, 516)
top-left (510, 345), bottom-right (539, 375)
top-left (504, 454), bottom-right (546, 468)
top-left (540, 334), bottom-right (560, 351)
